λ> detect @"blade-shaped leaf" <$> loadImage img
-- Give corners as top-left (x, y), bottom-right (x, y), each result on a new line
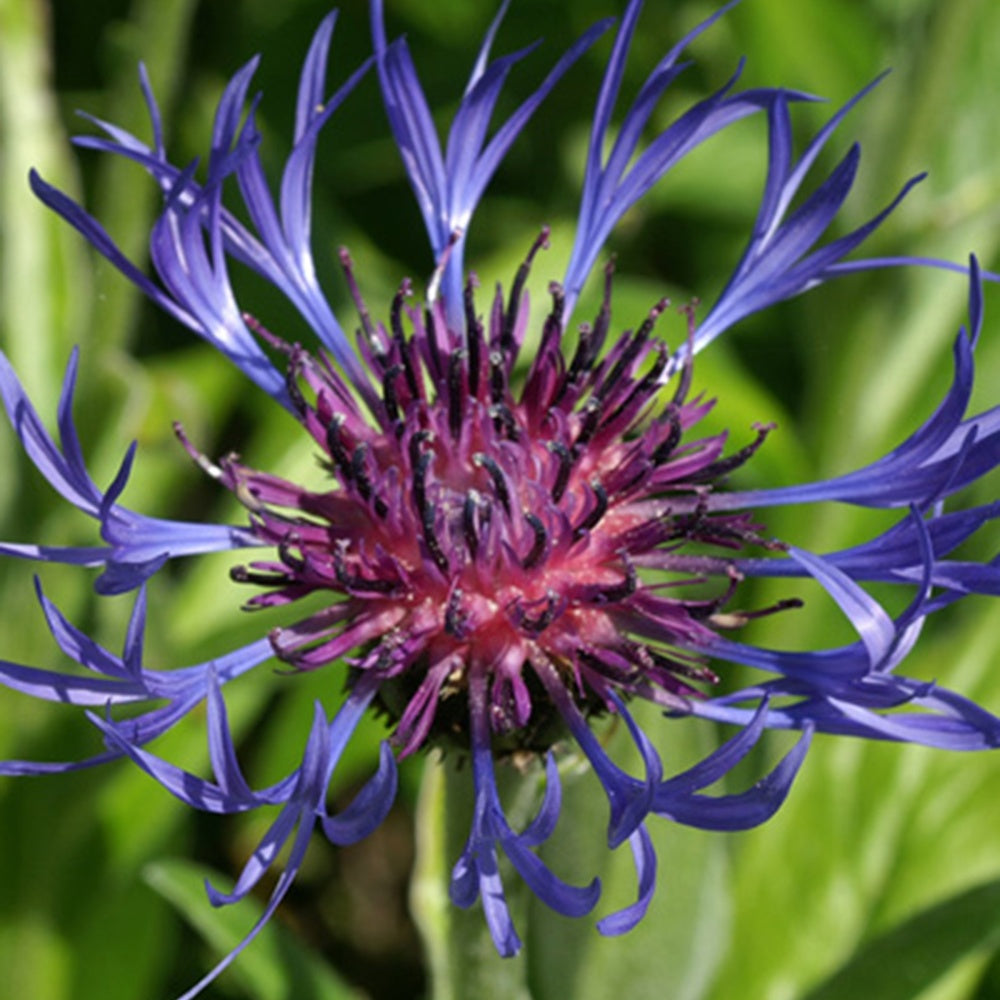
top-left (145, 857), bottom-right (364, 1000)
top-left (802, 879), bottom-right (1000, 1000)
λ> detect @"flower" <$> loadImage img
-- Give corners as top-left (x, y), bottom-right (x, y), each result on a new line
top-left (3, 0), bottom-right (1000, 995)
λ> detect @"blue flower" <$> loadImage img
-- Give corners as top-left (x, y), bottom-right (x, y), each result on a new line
top-left (3, 2), bottom-right (1000, 995)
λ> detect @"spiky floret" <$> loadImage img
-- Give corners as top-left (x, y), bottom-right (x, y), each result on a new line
top-left (184, 236), bottom-right (782, 762)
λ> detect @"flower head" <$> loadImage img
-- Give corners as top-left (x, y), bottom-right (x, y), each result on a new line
top-left (3, 1), bottom-right (1000, 994)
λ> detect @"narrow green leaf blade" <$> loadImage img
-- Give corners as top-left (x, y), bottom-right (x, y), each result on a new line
top-left (145, 858), bottom-right (364, 1000)
top-left (803, 880), bottom-right (1000, 1000)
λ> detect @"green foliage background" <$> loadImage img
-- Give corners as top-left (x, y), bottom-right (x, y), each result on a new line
top-left (2, 1), bottom-right (1000, 998)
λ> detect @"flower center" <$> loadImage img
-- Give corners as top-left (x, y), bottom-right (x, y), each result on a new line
top-left (194, 235), bottom-right (787, 756)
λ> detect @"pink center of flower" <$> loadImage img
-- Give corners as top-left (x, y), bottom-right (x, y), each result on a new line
top-left (184, 234), bottom-right (787, 755)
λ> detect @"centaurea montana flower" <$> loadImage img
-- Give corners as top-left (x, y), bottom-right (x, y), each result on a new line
top-left (3, 1), bottom-right (1000, 994)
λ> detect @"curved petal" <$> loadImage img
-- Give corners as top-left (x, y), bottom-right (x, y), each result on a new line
top-left (87, 709), bottom-right (259, 814)
top-left (503, 833), bottom-right (600, 918)
top-left (654, 726), bottom-right (813, 831)
top-left (321, 741), bottom-right (398, 845)
top-left (596, 824), bottom-right (656, 936)
top-left (657, 698), bottom-right (770, 796)
top-left (519, 752), bottom-right (562, 847)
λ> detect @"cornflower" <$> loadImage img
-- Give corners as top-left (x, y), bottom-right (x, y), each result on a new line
top-left (3, 2), bottom-right (999, 996)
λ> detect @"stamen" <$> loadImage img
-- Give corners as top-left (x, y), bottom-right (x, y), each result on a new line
top-left (351, 444), bottom-right (373, 500)
top-left (373, 635), bottom-right (405, 673)
top-left (332, 540), bottom-right (354, 588)
top-left (463, 490), bottom-right (481, 560)
top-left (642, 646), bottom-right (720, 686)
top-left (241, 312), bottom-right (288, 353)
top-left (502, 226), bottom-right (549, 352)
top-left (634, 342), bottom-right (670, 396)
top-left (638, 297), bottom-right (670, 339)
top-left (391, 281), bottom-right (421, 400)
top-left (595, 559), bottom-right (637, 602)
top-left (521, 282), bottom-right (567, 410)
top-left (595, 296), bottom-right (667, 403)
top-left (522, 512), bottom-right (548, 569)
top-left (651, 407), bottom-right (683, 465)
top-left (516, 590), bottom-right (560, 634)
top-left (567, 323), bottom-right (595, 386)
top-left (574, 479), bottom-right (609, 537)
top-left (685, 563), bottom-right (743, 619)
top-left (464, 273), bottom-right (483, 395)
top-left (284, 359), bottom-right (309, 416)
top-left (173, 422), bottom-right (223, 480)
top-left (603, 344), bottom-right (669, 431)
top-left (489, 402), bottom-right (520, 441)
top-left (489, 350), bottom-right (506, 405)
top-left (547, 440), bottom-right (574, 503)
top-left (574, 397), bottom-right (604, 451)
top-left (595, 329), bottom-right (640, 400)
top-left (423, 304), bottom-right (444, 381)
top-left (229, 565), bottom-right (289, 587)
top-left (445, 588), bottom-right (467, 637)
top-left (672, 302), bottom-right (699, 404)
top-left (334, 541), bottom-right (397, 593)
top-left (668, 498), bottom-right (711, 542)
top-left (579, 648), bottom-right (640, 684)
top-left (413, 450), bottom-right (449, 573)
top-left (447, 349), bottom-right (465, 439)
top-left (233, 478), bottom-right (266, 514)
top-left (562, 257), bottom-right (616, 393)
top-left (411, 448), bottom-right (432, 513)
top-left (352, 443), bottom-right (388, 518)
top-left (325, 416), bottom-right (354, 480)
top-left (584, 257), bottom-right (615, 373)
top-left (547, 281), bottom-right (566, 330)
top-left (474, 453), bottom-right (512, 515)
top-left (690, 423), bottom-right (775, 482)
top-left (277, 537), bottom-right (306, 574)
top-left (339, 247), bottom-right (386, 362)
top-left (711, 596), bottom-right (804, 629)
top-left (381, 364), bottom-right (403, 423)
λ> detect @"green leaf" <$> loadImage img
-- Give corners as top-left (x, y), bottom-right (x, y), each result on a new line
top-left (731, 0), bottom-right (882, 99)
top-left (0, 917), bottom-right (72, 1000)
top-left (144, 858), bottom-right (364, 1000)
top-left (69, 879), bottom-right (177, 1000)
top-left (802, 880), bottom-right (1000, 1000)
top-left (0, 0), bottom-right (90, 419)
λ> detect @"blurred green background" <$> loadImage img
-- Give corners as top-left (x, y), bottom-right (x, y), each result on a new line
top-left (2, 0), bottom-right (1000, 998)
